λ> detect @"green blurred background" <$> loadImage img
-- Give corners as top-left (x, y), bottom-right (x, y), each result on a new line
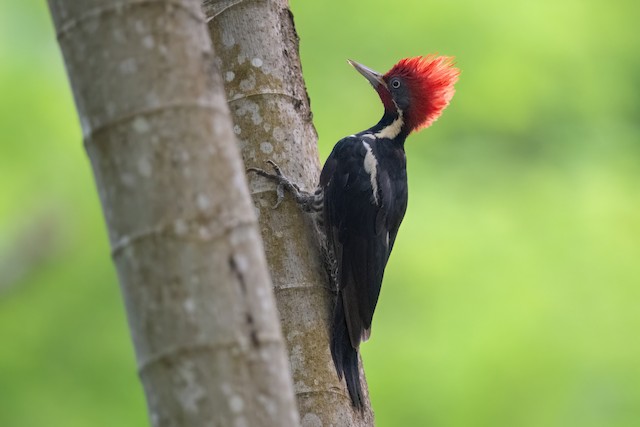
top-left (1, 1), bottom-right (639, 426)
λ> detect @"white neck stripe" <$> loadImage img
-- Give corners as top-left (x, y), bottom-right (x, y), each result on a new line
top-left (374, 111), bottom-right (404, 139)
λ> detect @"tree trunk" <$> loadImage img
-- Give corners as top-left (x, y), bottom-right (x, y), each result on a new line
top-left (203, 0), bottom-right (375, 424)
top-left (47, 1), bottom-right (299, 426)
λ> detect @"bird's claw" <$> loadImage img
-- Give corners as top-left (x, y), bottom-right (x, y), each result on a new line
top-left (266, 160), bottom-right (283, 177)
top-left (247, 160), bottom-right (282, 181)
top-left (273, 183), bottom-right (286, 209)
top-left (247, 160), bottom-right (289, 209)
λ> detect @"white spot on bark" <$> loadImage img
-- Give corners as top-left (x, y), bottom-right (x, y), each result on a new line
top-left (174, 219), bottom-right (188, 236)
top-left (239, 75), bottom-right (256, 92)
top-left (301, 413), bottom-right (323, 427)
top-left (120, 172), bottom-right (136, 187)
top-left (117, 234), bottom-right (131, 248)
top-left (176, 361), bottom-right (206, 414)
top-left (183, 298), bottom-right (195, 313)
top-left (229, 395), bottom-right (244, 413)
top-left (119, 58), bottom-right (137, 74)
top-left (78, 113), bottom-right (90, 135)
top-left (226, 71), bottom-right (235, 82)
top-left (292, 128), bottom-right (302, 142)
top-left (196, 194), bottom-right (211, 211)
top-left (272, 127), bottom-right (285, 142)
top-left (289, 344), bottom-right (304, 372)
top-left (137, 157), bottom-right (152, 177)
top-left (145, 91), bottom-right (160, 107)
top-left (251, 57), bottom-right (263, 68)
top-left (259, 348), bottom-right (271, 361)
top-left (257, 394), bottom-right (277, 416)
top-left (260, 142), bottom-right (273, 154)
top-left (142, 35), bottom-right (154, 49)
top-left (220, 382), bottom-right (232, 396)
top-left (112, 28), bottom-right (126, 43)
top-left (222, 31), bottom-right (235, 48)
top-left (236, 100), bottom-right (262, 125)
top-left (198, 226), bottom-right (211, 240)
top-left (362, 141), bottom-right (379, 204)
top-left (233, 125), bottom-right (241, 135)
top-left (132, 116), bottom-right (150, 133)
top-left (233, 254), bottom-right (249, 272)
top-left (134, 20), bottom-right (145, 34)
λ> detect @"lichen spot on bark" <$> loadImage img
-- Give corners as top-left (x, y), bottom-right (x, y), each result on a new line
top-left (272, 127), bottom-right (285, 142)
top-left (137, 156), bottom-right (152, 177)
top-left (260, 142), bottom-right (273, 154)
top-left (176, 361), bottom-right (206, 414)
top-left (132, 117), bottom-right (150, 133)
top-left (196, 193), bottom-right (211, 212)
top-left (173, 219), bottom-right (188, 236)
top-left (229, 395), bottom-right (244, 413)
top-left (235, 100), bottom-right (262, 125)
top-left (183, 298), bottom-right (195, 314)
top-left (142, 35), bottom-right (154, 49)
top-left (221, 30), bottom-right (235, 48)
top-left (301, 412), bottom-right (322, 427)
top-left (239, 74), bottom-right (256, 92)
top-left (119, 58), bottom-right (137, 74)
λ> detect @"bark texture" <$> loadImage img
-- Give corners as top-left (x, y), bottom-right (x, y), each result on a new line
top-left (48, 1), bottom-right (299, 426)
top-left (203, 0), bottom-right (375, 424)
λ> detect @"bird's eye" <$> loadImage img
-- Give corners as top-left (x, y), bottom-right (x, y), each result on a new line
top-left (391, 79), bottom-right (401, 89)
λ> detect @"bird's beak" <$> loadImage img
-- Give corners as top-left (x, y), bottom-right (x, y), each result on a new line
top-left (348, 59), bottom-right (386, 89)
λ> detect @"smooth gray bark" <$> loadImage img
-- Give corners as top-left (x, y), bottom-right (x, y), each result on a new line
top-left (203, 0), bottom-right (375, 424)
top-left (48, 1), bottom-right (299, 426)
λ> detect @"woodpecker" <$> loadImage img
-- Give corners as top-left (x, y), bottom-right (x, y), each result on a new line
top-left (249, 55), bottom-right (459, 409)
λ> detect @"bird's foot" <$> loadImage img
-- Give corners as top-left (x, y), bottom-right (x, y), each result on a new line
top-left (247, 160), bottom-right (302, 209)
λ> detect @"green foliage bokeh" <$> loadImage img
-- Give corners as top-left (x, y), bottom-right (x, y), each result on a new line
top-left (1, 1), bottom-right (638, 426)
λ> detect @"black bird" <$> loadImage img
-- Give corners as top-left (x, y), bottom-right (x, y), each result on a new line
top-left (249, 55), bottom-right (459, 409)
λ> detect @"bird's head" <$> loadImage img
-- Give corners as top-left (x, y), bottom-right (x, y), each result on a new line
top-left (348, 55), bottom-right (459, 133)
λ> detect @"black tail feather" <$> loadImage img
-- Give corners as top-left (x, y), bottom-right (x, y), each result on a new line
top-left (330, 296), bottom-right (364, 410)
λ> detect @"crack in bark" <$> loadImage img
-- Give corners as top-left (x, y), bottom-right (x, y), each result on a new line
top-left (202, 0), bottom-right (248, 21)
top-left (228, 91), bottom-right (305, 106)
top-left (82, 101), bottom-right (226, 143)
top-left (55, 0), bottom-right (204, 40)
top-left (136, 338), bottom-right (283, 377)
top-left (272, 281), bottom-right (324, 292)
top-left (228, 255), bottom-right (260, 347)
top-left (295, 389), bottom-right (350, 400)
top-left (111, 215), bottom-right (256, 258)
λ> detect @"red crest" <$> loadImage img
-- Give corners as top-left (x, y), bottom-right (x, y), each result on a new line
top-left (384, 55), bottom-right (460, 131)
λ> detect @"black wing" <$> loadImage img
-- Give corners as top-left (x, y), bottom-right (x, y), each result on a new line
top-left (321, 136), bottom-right (406, 349)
